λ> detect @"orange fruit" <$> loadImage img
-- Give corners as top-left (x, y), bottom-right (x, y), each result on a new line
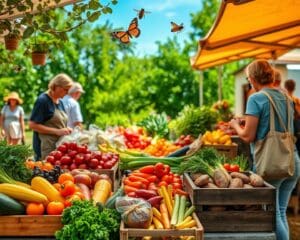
top-left (47, 201), bottom-right (65, 215)
top-left (53, 183), bottom-right (62, 191)
top-left (26, 203), bottom-right (45, 215)
top-left (58, 173), bottom-right (74, 184)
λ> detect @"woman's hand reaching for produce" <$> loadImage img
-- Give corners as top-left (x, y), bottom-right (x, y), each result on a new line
top-left (56, 127), bottom-right (72, 136)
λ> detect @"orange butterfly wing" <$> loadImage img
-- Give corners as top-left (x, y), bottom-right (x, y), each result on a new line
top-left (112, 31), bottom-right (130, 44)
top-left (128, 17), bottom-right (140, 38)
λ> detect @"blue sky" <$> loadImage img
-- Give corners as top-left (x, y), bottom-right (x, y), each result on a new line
top-left (98, 0), bottom-right (203, 56)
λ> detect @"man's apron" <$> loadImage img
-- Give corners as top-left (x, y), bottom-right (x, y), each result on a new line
top-left (39, 105), bottom-right (68, 159)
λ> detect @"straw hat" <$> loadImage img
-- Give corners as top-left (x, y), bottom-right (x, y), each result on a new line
top-left (4, 92), bottom-right (23, 104)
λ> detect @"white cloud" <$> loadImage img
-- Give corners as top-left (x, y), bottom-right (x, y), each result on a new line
top-left (140, 0), bottom-right (199, 12)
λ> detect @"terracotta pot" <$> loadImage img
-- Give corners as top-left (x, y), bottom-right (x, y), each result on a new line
top-left (4, 37), bottom-right (19, 51)
top-left (31, 52), bottom-right (47, 66)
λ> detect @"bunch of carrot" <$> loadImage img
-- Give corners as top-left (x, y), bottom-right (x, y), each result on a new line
top-left (149, 185), bottom-right (196, 231)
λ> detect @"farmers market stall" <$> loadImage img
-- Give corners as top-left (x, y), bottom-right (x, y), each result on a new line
top-left (0, 109), bottom-right (278, 240)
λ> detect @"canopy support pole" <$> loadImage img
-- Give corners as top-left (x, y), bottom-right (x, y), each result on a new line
top-left (218, 66), bottom-right (223, 101)
top-left (199, 71), bottom-right (203, 107)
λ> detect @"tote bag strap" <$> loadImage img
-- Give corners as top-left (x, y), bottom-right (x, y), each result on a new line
top-left (261, 91), bottom-right (290, 132)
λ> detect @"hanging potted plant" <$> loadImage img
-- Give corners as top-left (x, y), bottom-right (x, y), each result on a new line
top-left (31, 42), bottom-right (49, 66)
top-left (4, 28), bottom-right (21, 51)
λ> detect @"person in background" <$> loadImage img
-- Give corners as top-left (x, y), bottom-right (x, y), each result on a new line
top-left (0, 92), bottom-right (25, 145)
top-left (29, 73), bottom-right (73, 160)
top-left (285, 79), bottom-right (300, 153)
top-left (62, 82), bottom-right (85, 129)
top-left (273, 68), bottom-right (282, 88)
top-left (229, 60), bottom-right (300, 240)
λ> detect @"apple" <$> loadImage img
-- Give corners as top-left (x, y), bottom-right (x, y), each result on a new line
top-left (74, 154), bottom-right (85, 165)
top-left (89, 158), bottom-right (99, 169)
top-left (60, 155), bottom-right (72, 165)
top-left (61, 164), bottom-right (69, 170)
top-left (68, 142), bottom-right (78, 151)
top-left (68, 150), bottom-right (78, 159)
top-left (78, 163), bottom-right (87, 169)
top-left (77, 145), bottom-right (87, 154)
top-left (70, 163), bottom-right (78, 170)
top-left (53, 150), bottom-right (63, 160)
top-left (84, 153), bottom-right (92, 162)
top-left (92, 151), bottom-right (102, 160)
top-left (46, 155), bottom-right (55, 164)
top-left (57, 144), bottom-right (67, 153)
top-left (54, 160), bottom-right (61, 166)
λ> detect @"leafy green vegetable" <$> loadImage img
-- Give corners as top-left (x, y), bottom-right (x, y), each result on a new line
top-left (138, 112), bottom-right (169, 138)
top-left (55, 200), bottom-right (121, 240)
top-left (0, 141), bottom-right (32, 183)
top-left (178, 147), bottom-right (225, 175)
top-left (169, 105), bottom-right (219, 138)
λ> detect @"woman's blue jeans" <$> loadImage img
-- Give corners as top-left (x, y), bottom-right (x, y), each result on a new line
top-left (268, 152), bottom-right (300, 240)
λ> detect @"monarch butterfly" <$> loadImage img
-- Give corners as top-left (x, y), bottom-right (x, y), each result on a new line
top-left (170, 22), bottom-right (184, 32)
top-left (134, 8), bottom-right (151, 19)
top-left (111, 17), bottom-right (140, 44)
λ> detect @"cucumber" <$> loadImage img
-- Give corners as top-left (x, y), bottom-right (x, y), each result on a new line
top-left (0, 193), bottom-right (25, 215)
top-left (104, 187), bottom-right (124, 209)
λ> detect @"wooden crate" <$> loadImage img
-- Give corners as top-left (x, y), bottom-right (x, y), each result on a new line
top-left (183, 173), bottom-right (276, 232)
top-left (93, 161), bottom-right (120, 190)
top-left (120, 213), bottom-right (204, 240)
top-left (202, 143), bottom-right (238, 159)
top-left (0, 215), bottom-right (62, 236)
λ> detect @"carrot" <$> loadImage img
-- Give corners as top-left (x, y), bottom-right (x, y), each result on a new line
top-left (92, 179), bottom-right (112, 205)
top-left (174, 188), bottom-right (189, 197)
top-left (131, 172), bottom-right (153, 179)
top-left (124, 185), bottom-right (138, 194)
top-left (177, 219), bottom-right (196, 229)
top-left (161, 186), bottom-right (173, 217)
top-left (152, 207), bottom-right (162, 222)
top-left (160, 202), bottom-right (171, 229)
top-left (175, 216), bottom-right (192, 229)
top-left (124, 179), bottom-right (145, 189)
top-left (153, 216), bottom-right (164, 229)
top-left (128, 175), bottom-right (149, 185)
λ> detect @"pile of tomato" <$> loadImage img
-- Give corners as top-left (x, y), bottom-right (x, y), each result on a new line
top-left (223, 163), bottom-right (240, 172)
top-left (122, 127), bottom-right (152, 149)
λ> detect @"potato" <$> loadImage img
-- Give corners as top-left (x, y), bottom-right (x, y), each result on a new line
top-left (202, 182), bottom-right (218, 188)
top-left (229, 178), bottom-right (244, 188)
top-left (194, 174), bottom-right (210, 187)
top-left (243, 184), bottom-right (254, 189)
top-left (230, 172), bottom-right (250, 184)
top-left (190, 173), bottom-right (202, 181)
top-left (249, 173), bottom-right (265, 187)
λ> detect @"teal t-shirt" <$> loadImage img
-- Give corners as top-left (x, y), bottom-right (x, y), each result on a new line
top-left (245, 88), bottom-right (294, 142)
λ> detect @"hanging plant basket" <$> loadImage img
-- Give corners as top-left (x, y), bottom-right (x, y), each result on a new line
top-left (4, 37), bottom-right (19, 51)
top-left (31, 52), bottom-right (47, 66)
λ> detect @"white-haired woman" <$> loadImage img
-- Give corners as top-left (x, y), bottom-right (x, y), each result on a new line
top-left (29, 73), bottom-right (74, 160)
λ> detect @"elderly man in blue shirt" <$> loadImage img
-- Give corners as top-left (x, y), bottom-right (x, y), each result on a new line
top-left (62, 82), bottom-right (85, 129)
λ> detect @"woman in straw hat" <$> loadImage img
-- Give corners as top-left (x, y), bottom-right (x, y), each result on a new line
top-left (0, 92), bottom-right (25, 145)
top-left (29, 73), bottom-right (74, 160)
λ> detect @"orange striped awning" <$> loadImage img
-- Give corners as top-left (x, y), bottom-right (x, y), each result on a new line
top-left (191, 0), bottom-right (300, 70)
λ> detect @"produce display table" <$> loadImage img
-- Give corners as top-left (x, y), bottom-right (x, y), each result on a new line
top-left (204, 232), bottom-right (276, 240)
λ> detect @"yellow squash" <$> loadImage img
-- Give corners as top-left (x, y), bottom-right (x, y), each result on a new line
top-left (31, 176), bottom-right (64, 203)
top-left (0, 183), bottom-right (48, 204)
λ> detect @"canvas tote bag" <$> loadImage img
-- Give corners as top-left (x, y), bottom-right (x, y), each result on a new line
top-left (254, 91), bottom-right (295, 181)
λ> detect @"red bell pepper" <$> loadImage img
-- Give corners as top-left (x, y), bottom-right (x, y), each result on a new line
top-left (154, 163), bottom-right (170, 178)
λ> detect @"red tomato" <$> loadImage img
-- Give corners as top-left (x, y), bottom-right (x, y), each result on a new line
top-left (229, 164), bottom-right (240, 172)
top-left (223, 163), bottom-right (231, 171)
top-left (158, 181), bottom-right (168, 187)
top-left (172, 182), bottom-right (182, 190)
top-left (60, 180), bottom-right (76, 197)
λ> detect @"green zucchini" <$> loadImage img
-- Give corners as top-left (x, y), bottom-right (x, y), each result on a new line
top-left (104, 187), bottom-right (124, 209)
top-left (0, 193), bottom-right (25, 215)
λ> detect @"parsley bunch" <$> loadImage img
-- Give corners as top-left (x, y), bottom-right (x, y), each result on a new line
top-left (55, 201), bottom-right (121, 240)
